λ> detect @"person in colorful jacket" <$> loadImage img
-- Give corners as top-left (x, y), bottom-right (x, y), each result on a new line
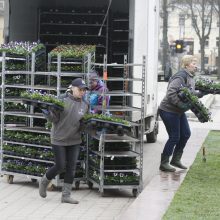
top-left (39, 78), bottom-right (88, 204)
top-left (88, 70), bottom-right (110, 113)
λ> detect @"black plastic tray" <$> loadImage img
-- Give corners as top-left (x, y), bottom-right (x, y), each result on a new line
top-left (22, 98), bottom-right (64, 111)
top-left (86, 118), bottom-right (132, 128)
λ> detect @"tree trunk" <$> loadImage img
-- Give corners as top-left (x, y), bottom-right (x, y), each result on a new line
top-left (162, 0), bottom-right (169, 72)
top-left (200, 39), bottom-right (205, 72)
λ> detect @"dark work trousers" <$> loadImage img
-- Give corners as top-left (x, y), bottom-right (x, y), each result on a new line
top-left (159, 109), bottom-right (191, 156)
top-left (46, 144), bottom-right (80, 184)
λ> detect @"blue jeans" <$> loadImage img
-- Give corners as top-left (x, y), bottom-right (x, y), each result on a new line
top-left (159, 109), bottom-right (191, 156)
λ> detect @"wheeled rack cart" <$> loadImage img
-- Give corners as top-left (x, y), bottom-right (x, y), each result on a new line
top-left (46, 49), bottom-right (95, 189)
top-left (86, 54), bottom-right (146, 197)
top-left (0, 48), bottom-right (94, 190)
top-left (0, 47), bottom-right (49, 185)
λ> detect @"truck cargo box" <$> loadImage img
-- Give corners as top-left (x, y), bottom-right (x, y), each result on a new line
top-left (3, 0), bottom-right (159, 141)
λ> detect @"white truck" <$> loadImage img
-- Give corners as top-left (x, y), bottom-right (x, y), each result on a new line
top-left (3, 0), bottom-right (160, 143)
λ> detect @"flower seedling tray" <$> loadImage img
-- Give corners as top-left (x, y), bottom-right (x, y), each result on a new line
top-left (22, 98), bottom-right (64, 111)
top-left (195, 77), bottom-right (220, 94)
top-left (49, 44), bottom-right (96, 59)
top-left (178, 88), bottom-right (211, 123)
top-left (86, 118), bottom-right (132, 128)
top-left (85, 118), bottom-right (133, 136)
top-left (195, 86), bottom-right (220, 94)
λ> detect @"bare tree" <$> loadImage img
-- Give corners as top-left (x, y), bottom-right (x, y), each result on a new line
top-left (161, 0), bottom-right (179, 79)
top-left (214, 0), bottom-right (220, 79)
top-left (181, 0), bottom-right (215, 71)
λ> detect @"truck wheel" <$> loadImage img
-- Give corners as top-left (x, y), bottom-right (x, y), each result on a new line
top-left (146, 123), bottom-right (158, 143)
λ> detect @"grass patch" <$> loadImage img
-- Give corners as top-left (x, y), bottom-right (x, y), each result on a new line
top-left (163, 130), bottom-right (220, 220)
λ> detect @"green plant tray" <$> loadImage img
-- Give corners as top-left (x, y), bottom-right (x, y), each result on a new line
top-left (195, 86), bottom-right (220, 94)
top-left (22, 98), bottom-right (64, 111)
top-left (178, 90), bottom-right (211, 123)
top-left (89, 176), bottom-right (139, 185)
top-left (86, 118), bottom-right (132, 128)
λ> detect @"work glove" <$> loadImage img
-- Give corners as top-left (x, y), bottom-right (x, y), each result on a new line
top-left (41, 108), bottom-right (49, 115)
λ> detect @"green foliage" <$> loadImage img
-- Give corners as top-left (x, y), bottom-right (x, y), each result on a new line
top-left (178, 87), bottom-right (212, 122)
top-left (50, 64), bottom-right (82, 72)
top-left (4, 102), bottom-right (26, 111)
top-left (89, 169), bottom-right (139, 185)
top-left (20, 90), bottom-right (65, 108)
top-left (45, 121), bottom-right (52, 130)
top-left (83, 113), bottom-right (130, 126)
top-left (4, 130), bottom-right (50, 146)
top-left (49, 44), bottom-right (96, 58)
top-left (163, 130), bottom-right (220, 219)
top-left (2, 158), bottom-right (51, 176)
top-left (195, 77), bottom-right (220, 94)
top-left (0, 41), bottom-right (45, 56)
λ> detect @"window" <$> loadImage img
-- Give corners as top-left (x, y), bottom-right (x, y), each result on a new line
top-left (192, 15), bottom-right (197, 27)
top-left (179, 14), bottom-right (185, 26)
top-left (0, 0), bottom-right (4, 12)
top-left (0, 1), bottom-right (4, 10)
top-left (217, 21), bottom-right (220, 27)
top-left (205, 38), bottom-right (209, 47)
top-left (204, 57), bottom-right (209, 64)
top-left (217, 37), bottom-right (219, 47)
top-left (204, 16), bottom-right (211, 28)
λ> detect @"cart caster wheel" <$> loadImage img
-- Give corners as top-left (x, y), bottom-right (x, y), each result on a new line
top-left (31, 178), bottom-right (37, 183)
top-left (132, 189), bottom-right (138, 197)
top-left (88, 181), bottom-right (93, 189)
top-left (75, 181), bottom-right (80, 190)
top-left (7, 175), bottom-right (14, 184)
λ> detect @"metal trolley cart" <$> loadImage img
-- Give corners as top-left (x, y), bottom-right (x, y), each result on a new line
top-left (0, 48), bottom-right (94, 190)
top-left (46, 49), bottom-right (95, 189)
top-left (86, 54), bottom-right (146, 197)
top-left (0, 47), bottom-right (48, 184)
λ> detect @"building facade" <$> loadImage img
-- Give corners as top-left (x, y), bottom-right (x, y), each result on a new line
top-left (0, 0), bottom-right (4, 44)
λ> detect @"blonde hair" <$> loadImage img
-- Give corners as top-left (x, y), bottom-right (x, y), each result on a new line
top-left (180, 55), bottom-right (197, 68)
